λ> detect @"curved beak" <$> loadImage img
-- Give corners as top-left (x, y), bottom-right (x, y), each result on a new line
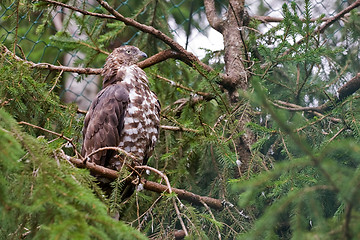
top-left (139, 51), bottom-right (147, 59)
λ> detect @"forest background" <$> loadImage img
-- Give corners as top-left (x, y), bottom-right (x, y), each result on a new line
top-left (1, 0), bottom-right (360, 239)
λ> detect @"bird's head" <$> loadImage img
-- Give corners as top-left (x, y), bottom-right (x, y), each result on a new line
top-left (101, 45), bottom-right (147, 88)
top-left (107, 45), bottom-right (147, 66)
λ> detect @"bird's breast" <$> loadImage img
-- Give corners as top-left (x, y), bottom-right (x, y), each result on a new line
top-left (116, 68), bottom-right (160, 165)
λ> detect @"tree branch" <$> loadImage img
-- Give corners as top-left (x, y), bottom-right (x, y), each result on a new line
top-left (1, 45), bottom-right (185, 74)
top-left (318, 0), bottom-right (360, 34)
top-left (204, 0), bottom-right (224, 32)
top-left (40, 0), bottom-right (116, 20)
top-left (1, 44), bottom-right (101, 74)
top-left (282, 0), bottom-right (360, 56)
top-left (337, 72), bottom-right (360, 101)
top-left (65, 155), bottom-right (224, 210)
top-left (272, 73), bottom-right (360, 116)
top-left (135, 165), bottom-right (189, 236)
top-left (95, 0), bottom-right (214, 74)
top-left (252, 11), bottom-right (359, 23)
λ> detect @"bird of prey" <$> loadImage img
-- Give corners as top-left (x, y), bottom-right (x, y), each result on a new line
top-left (81, 46), bottom-right (160, 179)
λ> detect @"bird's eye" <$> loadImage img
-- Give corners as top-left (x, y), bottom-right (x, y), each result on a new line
top-left (126, 50), bottom-right (131, 54)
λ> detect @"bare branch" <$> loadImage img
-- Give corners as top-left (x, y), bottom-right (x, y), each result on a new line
top-left (273, 72), bottom-right (360, 115)
top-left (138, 49), bottom-right (185, 68)
top-left (40, 0), bottom-right (115, 20)
top-left (142, 179), bottom-right (223, 210)
top-left (84, 146), bottom-right (137, 161)
top-left (1, 45), bottom-right (187, 74)
top-left (1, 44), bottom-right (101, 74)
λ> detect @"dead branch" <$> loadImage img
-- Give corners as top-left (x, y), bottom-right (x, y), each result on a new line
top-left (1, 44), bottom-right (101, 74)
top-left (160, 125), bottom-right (199, 133)
top-left (66, 156), bottom-right (224, 210)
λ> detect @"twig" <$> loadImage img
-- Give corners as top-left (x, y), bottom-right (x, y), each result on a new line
top-left (328, 127), bottom-right (345, 143)
top-left (84, 146), bottom-right (137, 161)
top-left (200, 199), bottom-right (222, 240)
top-left (17, 121), bottom-right (81, 159)
top-left (160, 125), bottom-right (199, 133)
top-left (134, 165), bottom-right (188, 236)
top-left (130, 195), bottom-right (163, 225)
top-left (154, 74), bottom-right (214, 99)
top-left (47, 70), bottom-right (63, 97)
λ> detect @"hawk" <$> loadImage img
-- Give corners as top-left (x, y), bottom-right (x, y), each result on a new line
top-left (81, 46), bottom-right (160, 179)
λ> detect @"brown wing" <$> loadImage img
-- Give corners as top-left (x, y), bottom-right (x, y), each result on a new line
top-left (81, 83), bottom-right (129, 167)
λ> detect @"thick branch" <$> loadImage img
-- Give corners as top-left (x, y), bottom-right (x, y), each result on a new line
top-left (337, 72), bottom-right (360, 101)
top-left (95, 0), bottom-right (214, 74)
top-left (67, 156), bottom-right (223, 210)
top-left (204, 0), bottom-right (224, 32)
top-left (138, 49), bottom-right (185, 68)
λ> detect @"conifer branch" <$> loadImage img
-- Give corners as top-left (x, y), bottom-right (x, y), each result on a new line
top-left (317, 0), bottom-right (360, 34)
top-left (154, 74), bottom-right (214, 99)
top-left (42, 0), bottom-right (215, 74)
top-left (95, 0), bottom-right (215, 74)
top-left (281, 0), bottom-right (360, 56)
top-left (66, 155), bottom-right (224, 210)
top-left (252, 11), bottom-right (359, 23)
top-left (18, 121), bottom-right (82, 159)
top-left (1, 45), bottom-right (182, 73)
top-left (273, 72), bottom-right (360, 116)
top-left (135, 165), bottom-right (189, 237)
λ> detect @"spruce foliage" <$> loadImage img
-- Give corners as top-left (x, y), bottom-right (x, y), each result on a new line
top-left (1, 0), bottom-right (360, 239)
